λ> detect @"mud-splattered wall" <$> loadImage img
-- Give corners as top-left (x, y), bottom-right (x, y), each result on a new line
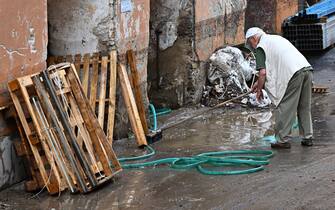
top-left (195, 0), bottom-right (246, 61)
top-left (148, 0), bottom-right (246, 108)
top-left (48, 0), bottom-right (150, 138)
top-left (245, 0), bottom-right (299, 34)
top-left (0, 0), bottom-right (48, 107)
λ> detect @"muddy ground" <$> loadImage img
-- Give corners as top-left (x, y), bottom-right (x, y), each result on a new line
top-left (0, 48), bottom-right (334, 210)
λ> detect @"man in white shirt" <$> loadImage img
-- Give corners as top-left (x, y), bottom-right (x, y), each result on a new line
top-left (245, 27), bottom-right (314, 149)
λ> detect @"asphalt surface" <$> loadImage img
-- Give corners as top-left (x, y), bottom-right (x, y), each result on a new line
top-left (0, 48), bottom-right (334, 210)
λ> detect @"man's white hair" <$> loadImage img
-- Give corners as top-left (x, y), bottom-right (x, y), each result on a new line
top-left (245, 27), bottom-right (266, 39)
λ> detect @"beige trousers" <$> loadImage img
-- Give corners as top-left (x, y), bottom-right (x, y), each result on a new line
top-left (274, 68), bottom-right (313, 143)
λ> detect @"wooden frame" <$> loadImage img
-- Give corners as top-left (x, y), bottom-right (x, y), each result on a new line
top-left (8, 64), bottom-right (122, 194)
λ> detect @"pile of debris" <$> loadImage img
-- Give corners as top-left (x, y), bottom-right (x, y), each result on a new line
top-left (202, 46), bottom-right (256, 107)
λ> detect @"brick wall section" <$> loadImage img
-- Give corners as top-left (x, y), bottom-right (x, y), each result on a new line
top-left (276, 0), bottom-right (299, 33)
top-left (195, 0), bottom-right (246, 61)
top-left (245, 0), bottom-right (299, 34)
top-left (245, 0), bottom-right (276, 33)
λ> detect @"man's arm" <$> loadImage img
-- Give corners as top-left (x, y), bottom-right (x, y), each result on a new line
top-left (256, 68), bottom-right (266, 100)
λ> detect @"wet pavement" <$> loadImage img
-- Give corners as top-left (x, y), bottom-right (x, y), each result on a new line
top-left (1, 48), bottom-right (335, 210)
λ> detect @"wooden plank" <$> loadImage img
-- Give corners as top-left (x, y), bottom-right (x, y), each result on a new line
top-left (31, 95), bottom-right (77, 192)
top-left (13, 112), bottom-right (37, 180)
top-left (47, 56), bottom-right (56, 66)
top-left (97, 56), bottom-right (108, 127)
top-left (33, 74), bottom-right (90, 192)
top-left (68, 69), bottom-right (113, 176)
top-left (20, 83), bottom-right (63, 194)
top-left (127, 50), bottom-right (149, 135)
top-left (8, 83), bottom-right (59, 194)
top-left (74, 54), bottom-right (82, 75)
top-left (56, 56), bottom-right (65, 64)
top-left (90, 53), bottom-right (99, 112)
top-left (66, 55), bottom-right (73, 63)
top-left (118, 64), bottom-right (148, 146)
top-left (68, 65), bottom-right (122, 174)
top-left (107, 51), bottom-right (117, 144)
top-left (82, 54), bottom-right (90, 96)
top-left (67, 94), bottom-right (97, 165)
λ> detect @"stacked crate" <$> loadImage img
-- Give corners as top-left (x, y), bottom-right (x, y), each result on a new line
top-left (283, 0), bottom-right (335, 51)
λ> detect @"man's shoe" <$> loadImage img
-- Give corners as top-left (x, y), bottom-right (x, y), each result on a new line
top-left (301, 138), bottom-right (314, 147)
top-left (271, 142), bottom-right (291, 149)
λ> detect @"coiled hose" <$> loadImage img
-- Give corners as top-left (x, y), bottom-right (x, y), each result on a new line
top-left (117, 104), bottom-right (274, 175)
top-left (118, 145), bottom-right (274, 175)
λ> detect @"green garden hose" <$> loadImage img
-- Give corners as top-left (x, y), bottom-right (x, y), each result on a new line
top-left (118, 145), bottom-right (274, 175)
top-left (119, 102), bottom-right (274, 175)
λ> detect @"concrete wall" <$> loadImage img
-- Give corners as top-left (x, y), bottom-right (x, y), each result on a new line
top-left (0, 0), bottom-right (47, 189)
top-left (195, 0), bottom-right (246, 61)
top-left (245, 0), bottom-right (299, 34)
top-left (0, 0), bottom-right (48, 107)
top-left (148, 0), bottom-right (246, 108)
top-left (148, 0), bottom-right (193, 108)
top-left (48, 0), bottom-right (150, 138)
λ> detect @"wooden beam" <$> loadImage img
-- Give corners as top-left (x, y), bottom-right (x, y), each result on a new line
top-left (127, 50), bottom-right (149, 135)
top-left (82, 54), bottom-right (90, 96)
top-left (118, 64), bottom-right (147, 147)
top-left (98, 56), bottom-right (108, 127)
top-left (107, 51), bottom-right (117, 144)
top-left (90, 53), bottom-right (100, 112)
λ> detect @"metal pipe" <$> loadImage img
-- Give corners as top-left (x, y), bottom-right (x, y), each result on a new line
top-left (40, 70), bottom-right (98, 189)
top-left (32, 76), bottom-right (89, 193)
top-left (31, 97), bottom-right (76, 193)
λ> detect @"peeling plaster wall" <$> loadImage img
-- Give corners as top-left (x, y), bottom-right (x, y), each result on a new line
top-left (0, 0), bottom-right (47, 189)
top-left (48, 0), bottom-right (150, 138)
top-left (0, 0), bottom-right (48, 107)
top-left (48, 0), bottom-right (108, 55)
top-left (148, 0), bottom-right (246, 108)
top-left (245, 0), bottom-right (298, 34)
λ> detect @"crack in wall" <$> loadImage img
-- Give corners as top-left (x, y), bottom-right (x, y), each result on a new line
top-left (0, 45), bottom-right (27, 57)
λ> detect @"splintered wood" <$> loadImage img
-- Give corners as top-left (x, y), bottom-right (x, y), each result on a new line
top-left (8, 64), bottom-right (121, 195)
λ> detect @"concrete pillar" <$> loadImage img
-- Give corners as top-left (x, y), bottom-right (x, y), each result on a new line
top-left (148, 0), bottom-right (247, 108)
top-left (48, 0), bottom-right (111, 55)
top-left (48, 0), bottom-right (150, 138)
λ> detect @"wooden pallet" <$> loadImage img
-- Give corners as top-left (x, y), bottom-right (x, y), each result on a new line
top-left (312, 85), bottom-right (329, 93)
top-left (8, 64), bottom-right (121, 194)
top-left (48, 52), bottom-right (117, 144)
top-left (47, 51), bottom-right (148, 147)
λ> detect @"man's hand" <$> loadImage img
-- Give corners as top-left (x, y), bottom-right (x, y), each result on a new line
top-left (256, 89), bottom-right (263, 101)
top-left (252, 81), bottom-right (258, 92)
